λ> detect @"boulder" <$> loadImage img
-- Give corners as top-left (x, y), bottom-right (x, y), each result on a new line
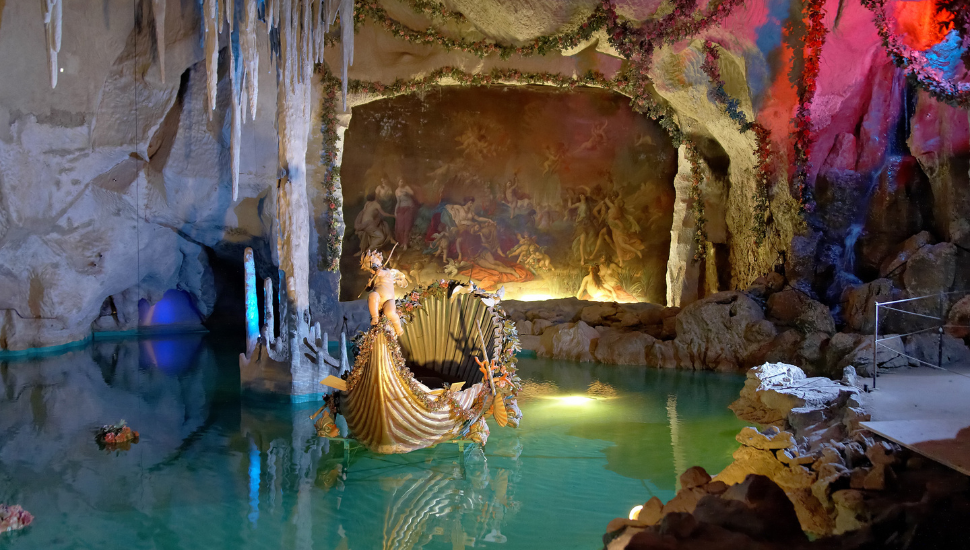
top-left (580, 303), bottom-right (618, 326)
top-left (634, 496), bottom-right (664, 526)
top-left (681, 466), bottom-right (712, 490)
top-left (766, 290), bottom-right (836, 335)
top-left (840, 279), bottom-right (900, 333)
top-left (831, 489), bottom-right (868, 535)
top-left (671, 292), bottom-right (777, 371)
top-left (903, 333), bottom-right (970, 367)
top-left (836, 335), bottom-right (909, 375)
top-left (635, 303), bottom-right (667, 326)
top-left (516, 320), bottom-right (533, 336)
top-left (593, 329), bottom-right (654, 365)
top-left (946, 295), bottom-right (970, 340)
top-left (531, 319), bottom-right (553, 335)
top-left (736, 426), bottom-right (795, 451)
top-left (902, 242), bottom-right (957, 302)
top-left (729, 363), bottom-right (859, 427)
top-left (715, 446), bottom-right (784, 486)
top-left (536, 321), bottom-right (599, 362)
top-left (879, 230), bottom-right (933, 280)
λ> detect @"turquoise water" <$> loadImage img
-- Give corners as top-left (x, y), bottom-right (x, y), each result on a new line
top-left (0, 334), bottom-right (745, 549)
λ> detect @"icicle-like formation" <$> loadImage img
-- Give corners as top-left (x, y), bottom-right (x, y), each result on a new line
top-left (42, 0), bottom-right (62, 88)
top-left (339, 0), bottom-right (354, 110)
top-left (230, 21), bottom-right (242, 201)
top-left (241, 0), bottom-right (259, 120)
top-left (152, 0), bottom-right (166, 83)
top-left (226, 0), bottom-right (234, 32)
top-left (202, 0), bottom-right (219, 119)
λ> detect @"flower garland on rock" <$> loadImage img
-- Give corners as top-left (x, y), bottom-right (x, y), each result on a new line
top-left (604, 0), bottom-right (746, 59)
top-left (320, 70), bottom-right (344, 272)
top-left (684, 141), bottom-right (709, 261)
top-left (790, 0), bottom-right (828, 212)
top-left (701, 40), bottom-right (774, 246)
top-left (862, 0), bottom-right (970, 107)
top-left (400, 0), bottom-right (467, 24)
top-left (353, 1), bottom-right (610, 59)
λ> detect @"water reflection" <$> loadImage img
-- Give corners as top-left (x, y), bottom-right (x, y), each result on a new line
top-left (0, 337), bottom-right (744, 550)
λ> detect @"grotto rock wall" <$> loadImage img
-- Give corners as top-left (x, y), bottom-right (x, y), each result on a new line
top-left (3, 0), bottom-right (970, 352)
top-left (0, 0), bottom-right (345, 351)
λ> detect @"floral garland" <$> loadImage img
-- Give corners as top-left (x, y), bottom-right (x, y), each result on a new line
top-left (789, 0), bottom-right (828, 212)
top-left (684, 141), bottom-right (709, 261)
top-left (701, 40), bottom-right (774, 246)
top-left (353, 1), bottom-right (610, 60)
top-left (320, 70), bottom-right (344, 272)
top-left (862, 0), bottom-right (970, 107)
top-left (604, 0), bottom-right (746, 59)
top-left (400, 0), bottom-right (467, 24)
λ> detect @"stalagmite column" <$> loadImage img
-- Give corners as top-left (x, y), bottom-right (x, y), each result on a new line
top-left (666, 145), bottom-right (703, 307)
top-left (263, 278), bottom-right (275, 342)
top-left (244, 248), bottom-right (259, 354)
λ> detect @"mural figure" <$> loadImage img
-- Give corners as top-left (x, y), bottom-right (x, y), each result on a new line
top-left (596, 196), bottom-right (643, 266)
top-left (502, 176), bottom-right (534, 219)
top-left (355, 192), bottom-right (396, 253)
top-left (360, 249), bottom-right (408, 337)
top-left (575, 120), bottom-right (609, 153)
top-left (393, 179), bottom-right (418, 250)
top-left (576, 264), bottom-right (617, 302)
top-left (375, 177), bottom-right (395, 211)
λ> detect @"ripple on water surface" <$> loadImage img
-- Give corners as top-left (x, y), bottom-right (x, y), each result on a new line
top-left (0, 335), bottom-right (745, 549)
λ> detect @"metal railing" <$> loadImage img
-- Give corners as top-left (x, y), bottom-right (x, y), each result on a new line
top-left (872, 290), bottom-right (970, 388)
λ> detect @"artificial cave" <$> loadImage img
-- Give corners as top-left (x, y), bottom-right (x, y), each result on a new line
top-left (1, 0), bottom-right (970, 549)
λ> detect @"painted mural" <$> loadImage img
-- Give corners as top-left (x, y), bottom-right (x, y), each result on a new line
top-left (338, 86), bottom-right (677, 303)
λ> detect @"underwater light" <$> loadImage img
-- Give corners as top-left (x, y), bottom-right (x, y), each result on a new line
top-left (629, 505), bottom-right (643, 521)
top-left (555, 395), bottom-right (596, 405)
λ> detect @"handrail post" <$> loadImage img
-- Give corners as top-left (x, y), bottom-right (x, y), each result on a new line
top-left (937, 290), bottom-right (945, 370)
top-left (872, 303), bottom-right (879, 389)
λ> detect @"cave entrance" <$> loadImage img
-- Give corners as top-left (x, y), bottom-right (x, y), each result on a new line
top-left (335, 85), bottom-right (679, 304)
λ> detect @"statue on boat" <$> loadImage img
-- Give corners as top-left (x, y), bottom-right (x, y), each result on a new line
top-left (317, 261), bottom-right (523, 453)
top-left (237, 245), bottom-right (522, 453)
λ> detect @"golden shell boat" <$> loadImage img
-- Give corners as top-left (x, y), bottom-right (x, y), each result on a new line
top-left (317, 281), bottom-right (522, 454)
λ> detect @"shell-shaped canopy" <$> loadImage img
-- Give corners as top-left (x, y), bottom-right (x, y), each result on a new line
top-left (397, 282), bottom-right (504, 387)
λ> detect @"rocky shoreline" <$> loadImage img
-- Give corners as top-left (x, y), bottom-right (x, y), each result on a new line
top-left (601, 362), bottom-right (970, 550)
top-left (499, 281), bottom-right (970, 379)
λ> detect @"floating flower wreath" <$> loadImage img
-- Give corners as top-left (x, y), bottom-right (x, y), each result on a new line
top-left (862, 0), bottom-right (970, 107)
top-left (0, 505), bottom-right (33, 533)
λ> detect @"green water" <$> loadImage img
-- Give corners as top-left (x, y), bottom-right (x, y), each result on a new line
top-left (0, 334), bottom-right (745, 549)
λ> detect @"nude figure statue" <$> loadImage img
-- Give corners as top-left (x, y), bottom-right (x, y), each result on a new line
top-left (360, 249), bottom-right (408, 337)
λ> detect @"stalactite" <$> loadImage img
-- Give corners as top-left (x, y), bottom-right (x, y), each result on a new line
top-left (203, 0), bottom-right (219, 119)
top-left (339, 0), bottom-right (354, 110)
top-left (230, 26), bottom-right (242, 201)
top-left (42, 0), bottom-right (62, 88)
top-left (225, 0), bottom-right (234, 32)
top-left (242, 0), bottom-right (259, 120)
top-left (151, 0), bottom-right (166, 83)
